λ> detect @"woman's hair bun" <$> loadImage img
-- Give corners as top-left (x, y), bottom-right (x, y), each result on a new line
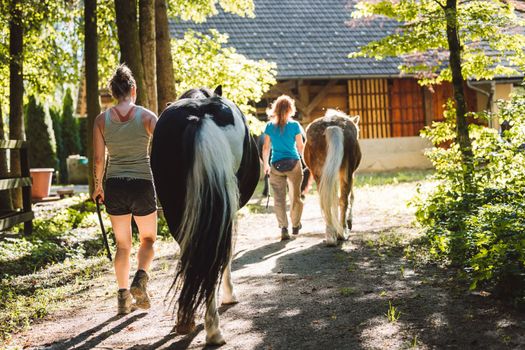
top-left (109, 63), bottom-right (136, 99)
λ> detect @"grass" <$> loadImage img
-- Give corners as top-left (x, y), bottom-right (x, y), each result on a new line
top-left (354, 169), bottom-right (434, 188)
top-left (385, 301), bottom-right (402, 323)
top-left (0, 195), bottom-right (173, 345)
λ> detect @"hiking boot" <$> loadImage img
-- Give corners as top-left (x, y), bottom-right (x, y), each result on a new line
top-left (281, 227), bottom-right (290, 241)
top-left (130, 269), bottom-right (151, 309)
top-left (292, 223), bottom-right (302, 235)
top-left (117, 289), bottom-right (133, 315)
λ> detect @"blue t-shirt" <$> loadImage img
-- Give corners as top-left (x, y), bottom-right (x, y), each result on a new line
top-left (264, 120), bottom-right (301, 163)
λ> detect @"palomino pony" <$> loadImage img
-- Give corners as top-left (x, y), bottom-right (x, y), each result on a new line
top-left (150, 87), bottom-right (260, 345)
top-left (304, 109), bottom-right (361, 246)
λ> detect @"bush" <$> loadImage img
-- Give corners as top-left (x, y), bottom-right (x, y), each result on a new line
top-left (50, 107), bottom-right (67, 183)
top-left (411, 97), bottom-right (525, 298)
top-left (60, 89), bottom-right (81, 183)
top-left (25, 96), bottom-right (57, 169)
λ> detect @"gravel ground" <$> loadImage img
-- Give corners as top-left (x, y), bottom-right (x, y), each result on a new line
top-left (8, 181), bottom-right (525, 350)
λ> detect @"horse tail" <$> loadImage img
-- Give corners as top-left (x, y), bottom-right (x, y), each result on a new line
top-left (319, 126), bottom-right (344, 235)
top-left (174, 115), bottom-right (239, 326)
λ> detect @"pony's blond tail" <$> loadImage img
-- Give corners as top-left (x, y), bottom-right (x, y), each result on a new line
top-left (319, 126), bottom-right (344, 237)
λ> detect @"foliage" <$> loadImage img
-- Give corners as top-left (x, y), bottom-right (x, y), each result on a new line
top-left (171, 29), bottom-right (276, 134)
top-left (0, 0), bottom-right (83, 110)
top-left (168, 0), bottom-right (254, 23)
top-left (61, 89), bottom-right (80, 156)
top-left (349, 0), bottom-right (525, 85)
top-left (411, 96), bottom-right (525, 297)
top-left (24, 96), bottom-right (57, 168)
top-left (50, 106), bottom-right (67, 183)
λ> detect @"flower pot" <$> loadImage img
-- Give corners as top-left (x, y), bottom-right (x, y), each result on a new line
top-left (30, 168), bottom-right (54, 199)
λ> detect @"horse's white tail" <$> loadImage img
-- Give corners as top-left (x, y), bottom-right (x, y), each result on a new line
top-left (319, 126), bottom-right (344, 237)
top-left (174, 115), bottom-right (239, 326)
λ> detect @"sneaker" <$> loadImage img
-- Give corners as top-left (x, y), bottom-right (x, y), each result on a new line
top-left (292, 223), bottom-right (302, 235)
top-left (281, 227), bottom-right (290, 241)
top-left (117, 289), bottom-right (133, 315)
top-left (130, 269), bottom-right (151, 309)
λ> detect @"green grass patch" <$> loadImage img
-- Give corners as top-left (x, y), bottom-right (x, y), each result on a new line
top-left (354, 169), bottom-right (434, 187)
top-left (0, 196), bottom-right (173, 344)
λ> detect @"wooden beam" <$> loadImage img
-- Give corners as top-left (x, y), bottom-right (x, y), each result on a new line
top-left (0, 211), bottom-right (34, 231)
top-left (0, 177), bottom-right (31, 190)
top-left (0, 140), bottom-right (26, 149)
top-left (271, 86), bottom-right (308, 114)
top-left (305, 80), bottom-right (338, 115)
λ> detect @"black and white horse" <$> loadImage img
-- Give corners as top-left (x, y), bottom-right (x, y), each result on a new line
top-left (150, 87), bottom-right (260, 345)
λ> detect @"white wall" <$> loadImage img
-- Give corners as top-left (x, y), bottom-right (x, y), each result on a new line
top-left (357, 136), bottom-right (433, 173)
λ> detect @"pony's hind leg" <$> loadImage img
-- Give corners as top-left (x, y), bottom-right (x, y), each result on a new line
top-left (205, 290), bottom-right (226, 345)
top-left (338, 172), bottom-right (351, 241)
top-left (347, 176), bottom-right (355, 231)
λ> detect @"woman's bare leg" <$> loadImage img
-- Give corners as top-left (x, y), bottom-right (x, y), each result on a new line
top-left (134, 211), bottom-right (158, 271)
top-left (110, 214), bottom-right (133, 289)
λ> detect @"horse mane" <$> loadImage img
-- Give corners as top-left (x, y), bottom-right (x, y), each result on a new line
top-left (178, 87), bottom-right (214, 100)
top-left (324, 109), bottom-right (360, 134)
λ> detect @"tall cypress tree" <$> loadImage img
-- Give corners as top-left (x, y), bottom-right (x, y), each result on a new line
top-left (50, 106), bottom-right (66, 183)
top-left (60, 89), bottom-right (80, 183)
top-left (25, 96), bottom-right (56, 169)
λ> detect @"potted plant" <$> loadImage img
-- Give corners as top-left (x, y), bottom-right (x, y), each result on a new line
top-left (25, 96), bottom-right (57, 199)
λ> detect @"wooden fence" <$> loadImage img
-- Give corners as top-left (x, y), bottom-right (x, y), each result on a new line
top-left (0, 140), bottom-right (33, 234)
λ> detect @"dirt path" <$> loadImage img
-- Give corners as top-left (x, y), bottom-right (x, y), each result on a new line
top-left (10, 182), bottom-right (525, 350)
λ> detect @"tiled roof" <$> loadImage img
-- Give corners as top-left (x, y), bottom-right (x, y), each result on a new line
top-left (169, 0), bottom-right (403, 79)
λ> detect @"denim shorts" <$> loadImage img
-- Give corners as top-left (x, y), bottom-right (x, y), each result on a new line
top-left (104, 178), bottom-right (157, 216)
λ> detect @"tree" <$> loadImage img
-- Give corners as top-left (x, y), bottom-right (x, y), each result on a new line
top-left (85, 0), bottom-right (100, 194)
top-left (139, 0), bottom-right (157, 113)
top-left (9, 0), bottom-right (24, 207)
top-left (114, 0), bottom-right (147, 106)
top-left (49, 106), bottom-right (66, 183)
top-left (171, 30), bottom-right (276, 133)
top-left (61, 89), bottom-right (80, 166)
top-left (350, 0), bottom-right (525, 186)
top-left (25, 96), bottom-right (56, 169)
top-left (155, 0), bottom-right (176, 112)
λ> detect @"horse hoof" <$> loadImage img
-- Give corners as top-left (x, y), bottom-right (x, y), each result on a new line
top-left (206, 332), bottom-right (226, 345)
top-left (222, 294), bottom-right (239, 305)
top-left (325, 238), bottom-right (338, 247)
top-left (175, 320), bottom-right (196, 335)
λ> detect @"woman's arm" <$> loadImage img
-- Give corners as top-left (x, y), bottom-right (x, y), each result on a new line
top-left (295, 133), bottom-right (304, 156)
top-left (262, 134), bottom-right (271, 175)
top-left (92, 114), bottom-right (106, 202)
top-left (142, 108), bottom-right (158, 136)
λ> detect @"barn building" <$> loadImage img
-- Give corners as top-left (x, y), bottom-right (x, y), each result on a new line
top-left (171, 0), bottom-right (520, 171)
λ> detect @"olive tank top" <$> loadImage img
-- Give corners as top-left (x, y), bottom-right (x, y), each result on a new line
top-left (104, 106), bottom-right (153, 181)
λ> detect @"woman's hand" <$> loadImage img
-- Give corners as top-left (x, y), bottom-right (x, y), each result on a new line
top-left (92, 186), bottom-right (105, 203)
top-left (264, 164), bottom-right (271, 175)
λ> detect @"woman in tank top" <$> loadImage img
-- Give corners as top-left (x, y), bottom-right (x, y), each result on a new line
top-left (92, 64), bottom-right (158, 315)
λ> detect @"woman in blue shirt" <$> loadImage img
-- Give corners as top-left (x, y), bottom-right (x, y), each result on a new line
top-left (262, 95), bottom-right (304, 240)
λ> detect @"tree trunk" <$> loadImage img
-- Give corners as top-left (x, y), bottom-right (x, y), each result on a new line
top-left (139, 0), bottom-right (157, 114)
top-left (9, 0), bottom-right (24, 208)
top-left (115, 0), bottom-right (147, 106)
top-left (0, 103), bottom-right (13, 211)
top-left (85, 0), bottom-right (101, 195)
top-left (445, 0), bottom-right (474, 187)
top-left (155, 0), bottom-right (176, 113)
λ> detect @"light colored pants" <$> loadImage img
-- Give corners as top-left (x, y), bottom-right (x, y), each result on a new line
top-left (270, 162), bottom-right (304, 229)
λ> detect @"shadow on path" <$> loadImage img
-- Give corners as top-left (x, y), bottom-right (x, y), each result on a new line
top-left (45, 313), bottom-right (147, 350)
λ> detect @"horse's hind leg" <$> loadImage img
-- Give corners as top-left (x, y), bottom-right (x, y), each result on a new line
top-left (222, 219), bottom-right (238, 305)
top-left (338, 170), bottom-right (351, 241)
top-left (176, 308), bottom-right (196, 334)
top-left (221, 258), bottom-right (238, 304)
top-left (347, 175), bottom-right (355, 231)
top-left (205, 290), bottom-right (226, 345)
